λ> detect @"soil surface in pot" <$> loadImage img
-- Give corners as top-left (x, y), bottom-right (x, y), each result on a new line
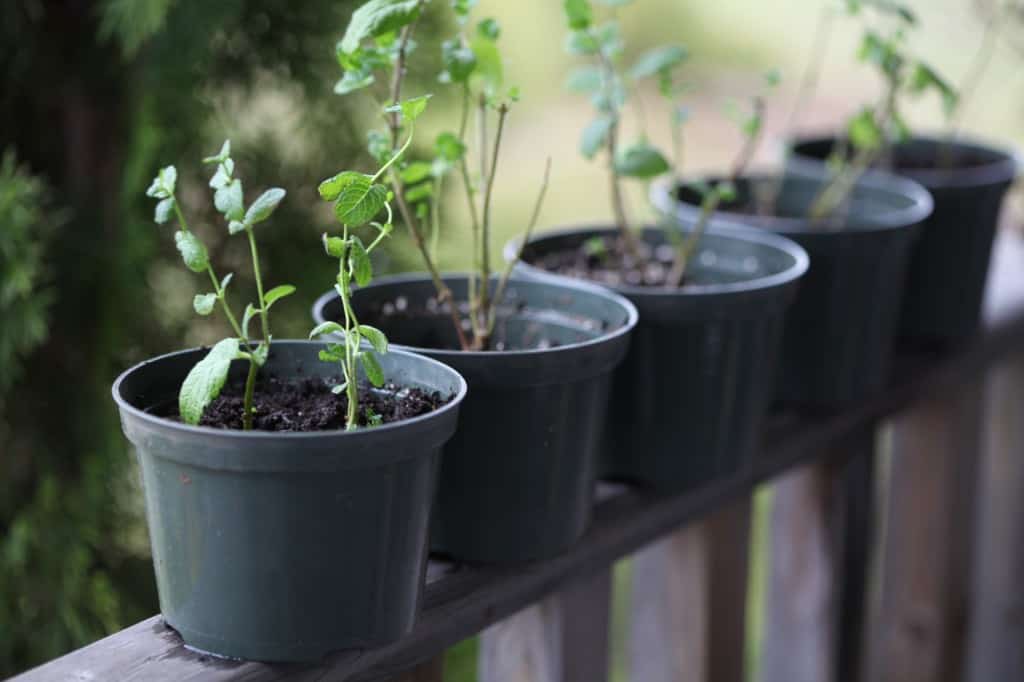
top-left (191, 376), bottom-right (448, 431)
top-left (800, 139), bottom-right (993, 173)
top-left (527, 235), bottom-right (692, 288)
top-left (673, 185), bottom-right (802, 221)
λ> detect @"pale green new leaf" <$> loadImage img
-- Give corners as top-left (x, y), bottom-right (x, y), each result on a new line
top-left (242, 303), bottom-right (257, 341)
top-left (349, 236), bottom-right (373, 286)
top-left (228, 220), bottom-right (245, 235)
top-left (339, 0), bottom-right (423, 55)
top-left (580, 116), bottom-right (614, 159)
top-left (244, 188), bottom-right (286, 226)
top-left (193, 293), bottom-right (217, 316)
top-left (203, 140), bottom-right (231, 165)
top-left (629, 45), bottom-right (688, 80)
top-left (564, 0), bottom-right (592, 30)
top-left (359, 351), bottom-right (386, 387)
top-left (154, 197), bottom-right (174, 224)
top-left (358, 325), bottom-right (388, 353)
top-left (565, 66), bottom-right (603, 93)
top-left (264, 284), bottom-right (296, 309)
top-left (214, 179), bottom-right (244, 222)
top-left (848, 108), bottom-right (883, 151)
top-left (323, 234), bottom-right (347, 258)
top-left (178, 338), bottom-right (240, 425)
top-left (614, 142), bottom-right (670, 178)
top-left (436, 132), bottom-right (467, 161)
top-left (405, 182), bottom-right (433, 203)
top-left (401, 161), bottom-right (433, 184)
top-left (174, 230), bottom-right (209, 273)
top-left (384, 94), bottom-right (432, 123)
top-left (310, 321), bottom-right (345, 339)
top-left (220, 272), bottom-right (234, 290)
top-left (335, 70), bottom-right (376, 95)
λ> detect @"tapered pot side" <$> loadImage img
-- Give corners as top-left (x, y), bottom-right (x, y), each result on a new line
top-left (313, 275), bottom-right (638, 563)
top-left (111, 341), bottom-right (466, 662)
top-left (510, 226), bottom-right (808, 491)
top-left (652, 171), bottom-right (932, 407)
top-left (789, 134), bottom-right (1018, 344)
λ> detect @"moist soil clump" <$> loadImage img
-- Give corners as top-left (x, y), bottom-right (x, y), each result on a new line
top-left (197, 376), bottom-right (448, 431)
top-left (529, 235), bottom-right (686, 288)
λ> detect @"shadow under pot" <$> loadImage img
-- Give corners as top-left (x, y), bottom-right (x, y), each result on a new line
top-left (111, 341), bottom-right (467, 662)
top-left (651, 170), bottom-right (933, 407)
top-left (510, 225), bottom-right (808, 492)
top-left (788, 135), bottom-right (1017, 345)
top-left (313, 275), bottom-right (637, 564)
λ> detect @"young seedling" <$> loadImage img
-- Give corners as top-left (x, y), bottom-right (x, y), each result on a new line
top-left (332, 0), bottom-right (552, 351)
top-left (562, 0), bottom-right (773, 286)
top-left (307, 99), bottom-right (425, 430)
top-left (147, 141), bottom-right (293, 430)
top-left (807, 1), bottom-right (958, 221)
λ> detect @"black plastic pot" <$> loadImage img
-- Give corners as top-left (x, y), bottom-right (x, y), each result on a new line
top-left (313, 275), bottom-right (637, 563)
top-left (510, 226), bottom-right (808, 491)
top-left (789, 135), bottom-right (1018, 344)
top-left (112, 341), bottom-right (466, 662)
top-left (652, 171), bottom-right (932, 407)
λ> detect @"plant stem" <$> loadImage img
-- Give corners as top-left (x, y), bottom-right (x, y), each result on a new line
top-left (241, 356), bottom-right (258, 430)
top-left (457, 85), bottom-right (482, 328)
top-left (338, 223), bottom-right (360, 430)
top-left (489, 157), bottom-right (552, 335)
top-left (807, 145), bottom-right (876, 223)
top-left (666, 188), bottom-right (723, 287)
top-left (730, 98), bottom-right (765, 180)
top-left (387, 6), bottom-right (423, 149)
top-left (475, 103), bottom-right (509, 347)
top-left (245, 227), bottom-right (270, 344)
top-left (785, 6), bottom-right (836, 138)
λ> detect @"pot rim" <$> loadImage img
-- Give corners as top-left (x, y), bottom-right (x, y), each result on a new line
top-left (788, 131), bottom-right (1021, 189)
top-left (111, 340), bottom-right (468, 440)
top-left (312, 271), bottom-right (639, 360)
top-left (650, 170), bottom-right (934, 235)
top-left (510, 223), bottom-right (810, 299)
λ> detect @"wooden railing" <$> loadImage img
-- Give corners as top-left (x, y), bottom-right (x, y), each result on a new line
top-left (12, 232), bottom-right (1024, 682)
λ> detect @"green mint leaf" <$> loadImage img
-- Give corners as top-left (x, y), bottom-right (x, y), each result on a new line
top-left (614, 142), bottom-right (670, 178)
top-left (310, 321), bottom-right (346, 339)
top-left (359, 351), bottom-right (386, 387)
top-left (401, 161), bottom-right (433, 184)
top-left (629, 45), bottom-right (689, 80)
top-left (319, 171), bottom-right (365, 201)
top-left (469, 36), bottom-right (503, 91)
top-left (193, 293), bottom-right (217, 316)
top-left (436, 132), bottom-right (467, 161)
top-left (323, 233), bottom-right (348, 258)
top-left (244, 188), bottom-right (286, 226)
top-left (242, 303), bottom-right (257, 341)
top-left (349, 236), bottom-right (373, 286)
top-left (174, 230), bottom-right (209, 273)
top-left (340, 0), bottom-right (423, 55)
top-left (847, 107), bottom-right (883, 151)
top-left (154, 197), bottom-right (175, 224)
top-left (477, 18), bottom-right (500, 40)
top-left (203, 140), bottom-right (231, 165)
top-left (335, 69), bottom-right (376, 95)
top-left (580, 116), bottom-right (614, 160)
top-left (384, 94), bottom-right (433, 123)
top-left (405, 182), bottom-right (433, 203)
top-left (442, 39), bottom-right (477, 83)
top-left (228, 220), bottom-right (245, 235)
top-left (565, 30), bottom-right (600, 55)
top-left (565, 65), bottom-right (603, 93)
top-left (357, 325), bottom-right (388, 353)
top-left (563, 0), bottom-right (592, 30)
top-left (252, 343), bottom-right (269, 367)
top-left (159, 166), bottom-right (177, 195)
top-left (331, 383), bottom-right (347, 394)
top-left (209, 163), bottom-right (231, 190)
top-left (452, 0), bottom-right (479, 21)
top-left (220, 272), bottom-right (234, 290)
top-left (335, 176), bottom-right (388, 227)
top-left (367, 130), bottom-right (392, 163)
top-left (214, 179), bottom-right (244, 222)
top-left (146, 174), bottom-right (166, 199)
top-left (264, 284), bottom-right (296, 309)
top-left (178, 338), bottom-right (240, 425)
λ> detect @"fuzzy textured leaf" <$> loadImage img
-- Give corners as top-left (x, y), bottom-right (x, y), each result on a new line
top-left (178, 338), bottom-right (240, 425)
top-left (340, 0), bottom-right (422, 55)
top-left (614, 142), bottom-right (670, 178)
top-left (242, 303), bottom-right (257, 341)
top-left (358, 325), bottom-right (388, 353)
top-left (580, 116), bottom-right (614, 159)
top-left (174, 230), bottom-right (209, 273)
top-left (193, 293), bottom-right (217, 316)
top-left (244, 188), bottom-right (286, 226)
top-left (214, 179), bottom-right (244, 222)
top-left (154, 197), bottom-right (175, 224)
top-left (203, 140), bottom-right (231, 165)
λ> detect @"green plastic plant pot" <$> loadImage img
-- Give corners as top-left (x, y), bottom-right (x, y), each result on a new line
top-left (510, 225), bottom-right (807, 491)
top-left (313, 275), bottom-right (637, 563)
top-left (788, 135), bottom-right (1018, 344)
top-left (652, 170), bottom-right (932, 407)
top-left (111, 341), bottom-right (466, 662)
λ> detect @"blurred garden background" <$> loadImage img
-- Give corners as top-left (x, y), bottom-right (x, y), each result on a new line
top-left (1, 0), bottom-right (1021, 678)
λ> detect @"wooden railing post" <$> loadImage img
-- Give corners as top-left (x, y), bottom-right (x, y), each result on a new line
top-left (479, 568), bottom-right (612, 682)
top-left (865, 382), bottom-right (984, 682)
top-left (629, 496), bottom-right (752, 682)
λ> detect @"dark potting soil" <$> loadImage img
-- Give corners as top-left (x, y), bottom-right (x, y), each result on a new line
top-left (527, 235), bottom-right (687, 289)
top-left (195, 375), bottom-right (448, 431)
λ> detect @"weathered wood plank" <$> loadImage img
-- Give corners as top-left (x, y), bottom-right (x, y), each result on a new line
top-left (865, 383), bottom-right (984, 682)
top-left (478, 568), bottom-right (611, 682)
top-left (15, 281), bottom-right (1024, 682)
top-left (965, 356), bottom-right (1024, 681)
top-left (629, 496), bottom-right (751, 682)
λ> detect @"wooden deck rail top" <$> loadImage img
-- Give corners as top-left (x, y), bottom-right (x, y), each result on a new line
top-left (15, 236), bottom-right (1024, 682)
